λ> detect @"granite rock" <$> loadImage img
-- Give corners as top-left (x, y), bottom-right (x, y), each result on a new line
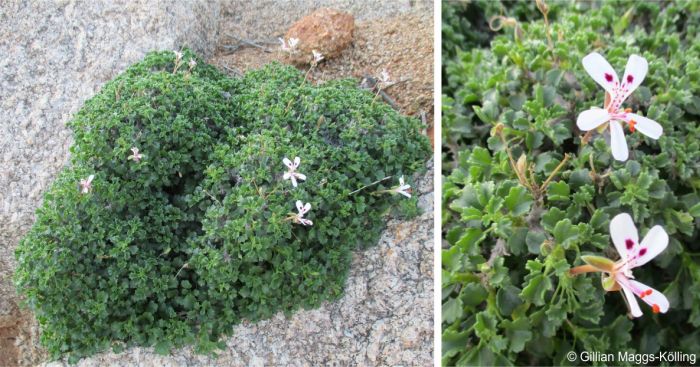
top-left (283, 8), bottom-right (355, 65)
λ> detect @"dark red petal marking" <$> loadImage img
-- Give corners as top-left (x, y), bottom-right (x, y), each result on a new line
top-left (605, 73), bottom-right (613, 82)
top-left (627, 74), bottom-right (634, 83)
top-left (625, 239), bottom-right (635, 249)
top-left (652, 304), bottom-right (660, 313)
top-left (639, 248), bottom-right (647, 256)
top-left (645, 289), bottom-right (653, 296)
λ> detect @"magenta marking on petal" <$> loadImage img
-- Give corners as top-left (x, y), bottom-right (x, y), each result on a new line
top-left (627, 75), bottom-right (634, 83)
top-left (625, 239), bottom-right (635, 250)
top-left (605, 73), bottom-right (613, 82)
top-left (639, 248), bottom-right (647, 256)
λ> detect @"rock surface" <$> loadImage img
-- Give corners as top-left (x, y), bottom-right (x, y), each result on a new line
top-left (284, 8), bottom-right (355, 65)
top-left (0, 1), bottom-right (433, 366)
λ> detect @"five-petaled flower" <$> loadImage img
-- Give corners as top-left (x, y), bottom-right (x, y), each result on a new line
top-left (577, 52), bottom-right (663, 161)
top-left (572, 213), bottom-right (669, 318)
top-left (79, 175), bottom-right (94, 194)
top-left (312, 50), bottom-right (324, 65)
top-left (386, 176), bottom-right (411, 198)
top-left (283, 156), bottom-right (306, 188)
top-left (127, 147), bottom-right (142, 162)
top-left (392, 176), bottom-right (412, 198)
top-left (279, 37), bottom-right (300, 54)
top-left (292, 200), bottom-right (313, 226)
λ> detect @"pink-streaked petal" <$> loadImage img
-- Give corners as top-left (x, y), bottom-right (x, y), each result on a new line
top-left (625, 113), bottom-right (662, 140)
top-left (627, 279), bottom-right (669, 314)
top-left (582, 52), bottom-right (619, 96)
top-left (619, 281), bottom-right (643, 318)
top-left (619, 54), bottom-right (648, 102)
top-left (283, 157), bottom-right (293, 169)
top-left (609, 120), bottom-right (629, 161)
top-left (296, 200), bottom-right (304, 213)
top-left (576, 108), bottom-right (610, 131)
top-left (293, 156), bottom-right (300, 168)
top-left (632, 225), bottom-right (668, 268)
top-left (610, 213), bottom-right (639, 262)
top-left (301, 218), bottom-right (313, 226)
top-left (295, 173), bottom-right (306, 181)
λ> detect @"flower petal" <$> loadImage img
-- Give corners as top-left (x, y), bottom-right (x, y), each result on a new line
top-left (296, 200), bottom-right (304, 213)
top-left (628, 279), bottom-right (669, 314)
top-left (291, 176), bottom-right (298, 187)
top-left (632, 225), bottom-right (668, 268)
top-left (609, 213), bottom-right (639, 262)
top-left (618, 54), bottom-right (648, 102)
top-left (399, 190), bottom-right (411, 198)
top-left (609, 120), bottom-right (629, 161)
top-left (619, 282), bottom-right (643, 318)
top-left (283, 172), bottom-right (291, 180)
top-left (283, 157), bottom-right (293, 169)
top-left (295, 173), bottom-right (306, 181)
top-left (625, 113), bottom-right (662, 140)
top-left (293, 156), bottom-right (300, 168)
top-left (582, 52), bottom-right (619, 96)
top-left (576, 108), bottom-right (610, 131)
top-left (303, 203), bottom-right (311, 214)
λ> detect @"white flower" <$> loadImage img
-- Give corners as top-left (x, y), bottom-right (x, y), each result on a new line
top-left (392, 176), bottom-right (412, 198)
top-left (379, 69), bottom-right (391, 84)
top-left (127, 147), bottom-right (142, 162)
top-left (79, 174), bottom-right (94, 194)
top-left (577, 52), bottom-right (663, 161)
top-left (580, 213), bottom-right (669, 317)
top-left (288, 38), bottom-right (299, 49)
top-left (293, 200), bottom-right (313, 226)
top-left (279, 37), bottom-right (300, 53)
top-left (188, 59), bottom-right (197, 70)
top-left (173, 50), bottom-right (183, 61)
top-left (282, 156), bottom-right (306, 188)
top-left (312, 50), bottom-right (324, 65)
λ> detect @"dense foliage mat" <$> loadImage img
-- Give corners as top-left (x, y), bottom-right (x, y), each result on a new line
top-left (442, 1), bottom-right (700, 365)
top-left (14, 50), bottom-right (430, 362)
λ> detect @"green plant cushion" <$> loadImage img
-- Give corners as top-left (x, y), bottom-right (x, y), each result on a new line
top-left (442, 1), bottom-right (700, 365)
top-left (14, 49), bottom-right (430, 362)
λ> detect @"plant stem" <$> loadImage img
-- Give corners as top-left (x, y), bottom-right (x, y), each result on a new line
top-left (569, 264), bottom-right (598, 276)
top-left (540, 153), bottom-right (570, 192)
